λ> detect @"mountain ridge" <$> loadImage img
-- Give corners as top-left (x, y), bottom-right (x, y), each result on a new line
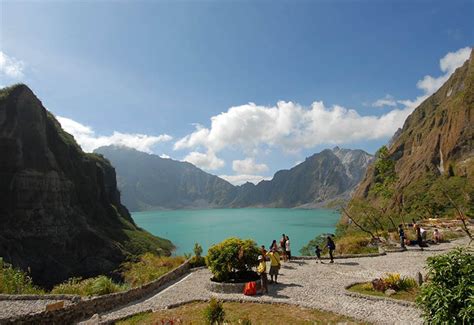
top-left (95, 145), bottom-right (373, 210)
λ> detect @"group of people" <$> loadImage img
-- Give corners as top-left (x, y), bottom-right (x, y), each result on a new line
top-left (398, 219), bottom-right (443, 250)
top-left (256, 234), bottom-right (337, 295)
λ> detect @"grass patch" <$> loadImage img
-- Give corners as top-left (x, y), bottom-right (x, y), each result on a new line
top-left (0, 258), bottom-right (45, 294)
top-left (51, 276), bottom-right (128, 296)
top-left (348, 282), bottom-right (419, 302)
top-left (335, 233), bottom-right (378, 255)
top-left (117, 301), bottom-right (368, 325)
top-left (121, 254), bottom-right (185, 287)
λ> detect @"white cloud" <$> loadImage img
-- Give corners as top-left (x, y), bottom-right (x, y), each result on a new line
top-left (219, 174), bottom-right (270, 186)
top-left (232, 158), bottom-right (268, 174)
top-left (414, 47), bottom-right (471, 97)
top-left (160, 154), bottom-right (171, 159)
top-left (372, 94), bottom-right (397, 108)
top-left (183, 150), bottom-right (224, 170)
top-left (174, 101), bottom-right (413, 157)
top-left (0, 51), bottom-right (25, 79)
top-left (56, 116), bottom-right (172, 153)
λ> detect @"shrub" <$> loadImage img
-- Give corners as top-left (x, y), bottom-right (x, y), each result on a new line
top-left (417, 248), bottom-right (474, 324)
top-left (203, 298), bottom-right (225, 324)
top-left (51, 276), bottom-right (127, 296)
top-left (371, 273), bottom-right (417, 292)
top-left (299, 233), bottom-right (331, 256)
top-left (207, 238), bottom-right (259, 282)
top-left (121, 253), bottom-right (185, 287)
top-left (194, 243), bottom-right (203, 257)
top-left (335, 233), bottom-right (376, 255)
top-left (0, 258), bottom-right (44, 294)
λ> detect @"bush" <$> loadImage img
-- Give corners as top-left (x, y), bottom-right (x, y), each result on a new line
top-left (207, 238), bottom-right (259, 282)
top-left (121, 253), bottom-right (185, 287)
top-left (194, 243), bottom-right (203, 257)
top-left (335, 233), bottom-right (376, 255)
top-left (371, 273), bottom-right (417, 292)
top-left (0, 258), bottom-right (44, 294)
top-left (51, 276), bottom-right (127, 296)
top-left (203, 298), bottom-right (225, 324)
top-left (417, 248), bottom-right (474, 324)
top-left (299, 233), bottom-right (331, 256)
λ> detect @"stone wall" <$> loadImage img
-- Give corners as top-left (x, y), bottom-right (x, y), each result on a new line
top-left (1, 260), bottom-right (190, 325)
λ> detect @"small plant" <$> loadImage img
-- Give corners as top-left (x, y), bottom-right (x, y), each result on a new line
top-left (417, 248), bottom-right (473, 324)
top-left (51, 276), bottom-right (127, 296)
top-left (0, 258), bottom-right (44, 294)
top-left (194, 243), bottom-right (203, 257)
top-left (371, 273), bottom-right (417, 292)
top-left (238, 317), bottom-right (252, 325)
top-left (203, 298), bottom-right (225, 325)
top-left (121, 253), bottom-right (185, 287)
top-left (207, 237), bottom-right (259, 282)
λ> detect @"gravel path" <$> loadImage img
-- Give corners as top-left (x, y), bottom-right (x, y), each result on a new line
top-left (0, 299), bottom-right (73, 321)
top-left (91, 238), bottom-right (468, 325)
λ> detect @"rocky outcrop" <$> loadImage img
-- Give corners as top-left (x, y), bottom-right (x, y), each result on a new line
top-left (353, 48), bottom-right (473, 204)
top-left (0, 85), bottom-right (173, 287)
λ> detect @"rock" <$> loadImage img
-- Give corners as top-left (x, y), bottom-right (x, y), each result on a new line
top-left (416, 272), bottom-right (424, 285)
top-left (0, 85), bottom-right (173, 287)
top-left (385, 289), bottom-right (397, 296)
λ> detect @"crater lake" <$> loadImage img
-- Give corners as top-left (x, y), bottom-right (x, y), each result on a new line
top-left (132, 208), bottom-right (340, 255)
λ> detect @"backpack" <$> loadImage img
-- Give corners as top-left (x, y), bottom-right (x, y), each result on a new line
top-left (243, 281), bottom-right (257, 296)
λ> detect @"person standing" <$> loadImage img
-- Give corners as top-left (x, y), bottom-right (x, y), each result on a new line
top-left (280, 234), bottom-right (287, 262)
top-left (415, 224), bottom-right (424, 251)
top-left (256, 255), bottom-right (268, 294)
top-left (285, 235), bottom-right (291, 261)
top-left (261, 245), bottom-right (267, 258)
top-left (326, 236), bottom-right (336, 263)
top-left (268, 247), bottom-right (281, 284)
top-left (269, 240), bottom-right (277, 251)
top-left (398, 224), bottom-right (406, 250)
top-left (314, 245), bottom-right (323, 263)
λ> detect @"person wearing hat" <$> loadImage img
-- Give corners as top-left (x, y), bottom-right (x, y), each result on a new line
top-left (257, 255), bottom-right (268, 294)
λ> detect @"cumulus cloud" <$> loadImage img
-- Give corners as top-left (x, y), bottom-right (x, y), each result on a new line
top-left (232, 158), bottom-right (268, 174)
top-left (0, 51), bottom-right (25, 79)
top-left (182, 150), bottom-right (224, 170)
top-left (56, 116), bottom-right (172, 153)
top-left (372, 94), bottom-right (397, 108)
top-left (219, 174), bottom-right (271, 186)
top-left (401, 46), bottom-right (471, 108)
top-left (160, 154), bottom-right (171, 159)
top-left (174, 101), bottom-right (413, 156)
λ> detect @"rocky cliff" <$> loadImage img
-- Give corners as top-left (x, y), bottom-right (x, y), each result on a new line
top-left (352, 48), bottom-right (473, 213)
top-left (0, 85), bottom-right (173, 287)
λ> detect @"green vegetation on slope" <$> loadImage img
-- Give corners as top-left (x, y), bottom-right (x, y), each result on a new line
top-left (0, 258), bottom-right (44, 294)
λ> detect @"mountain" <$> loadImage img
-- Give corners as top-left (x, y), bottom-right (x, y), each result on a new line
top-left (96, 146), bottom-right (372, 210)
top-left (352, 48), bottom-right (473, 215)
top-left (0, 85), bottom-right (173, 287)
top-left (94, 146), bottom-right (235, 210)
top-left (230, 147), bottom-right (373, 208)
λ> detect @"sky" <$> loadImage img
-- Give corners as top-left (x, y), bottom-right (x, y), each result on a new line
top-left (1, 0), bottom-right (473, 185)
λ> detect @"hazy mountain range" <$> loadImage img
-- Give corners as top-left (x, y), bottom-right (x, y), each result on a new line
top-left (95, 146), bottom-right (373, 211)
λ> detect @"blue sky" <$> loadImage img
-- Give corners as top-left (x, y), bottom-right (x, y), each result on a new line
top-left (1, 0), bottom-right (473, 184)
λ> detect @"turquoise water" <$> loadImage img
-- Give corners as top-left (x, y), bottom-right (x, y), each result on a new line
top-left (132, 208), bottom-right (340, 255)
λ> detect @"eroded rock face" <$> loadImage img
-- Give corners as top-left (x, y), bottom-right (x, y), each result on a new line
top-left (352, 49), bottom-right (474, 204)
top-left (0, 85), bottom-right (172, 287)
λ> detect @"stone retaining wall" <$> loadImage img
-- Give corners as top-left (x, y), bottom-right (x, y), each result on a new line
top-left (1, 260), bottom-right (190, 325)
top-left (0, 294), bottom-right (81, 302)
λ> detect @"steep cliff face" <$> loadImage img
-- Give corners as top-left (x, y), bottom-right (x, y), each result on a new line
top-left (94, 146), bottom-right (235, 210)
top-left (353, 49), bottom-right (473, 205)
top-left (231, 148), bottom-right (373, 207)
top-left (0, 85), bottom-right (173, 287)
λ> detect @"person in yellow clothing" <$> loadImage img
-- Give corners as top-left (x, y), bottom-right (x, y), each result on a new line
top-left (257, 255), bottom-right (268, 294)
top-left (268, 247), bottom-right (281, 284)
